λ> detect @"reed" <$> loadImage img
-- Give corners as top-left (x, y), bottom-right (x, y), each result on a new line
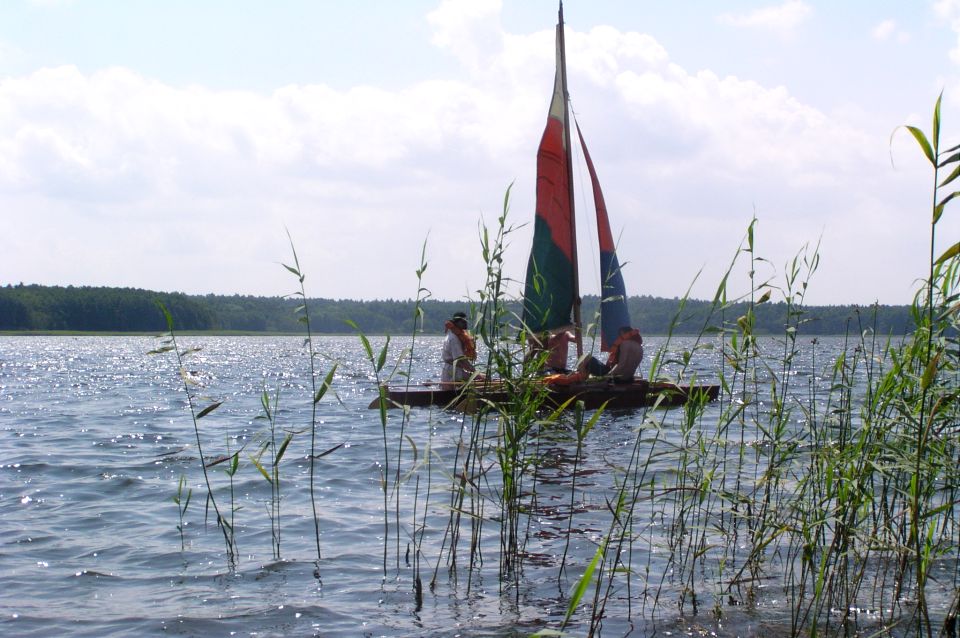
top-left (889, 94), bottom-right (960, 635)
top-left (547, 114), bottom-right (959, 634)
top-left (402, 241), bottom-right (433, 600)
top-left (149, 303), bottom-right (237, 566)
top-left (350, 237), bottom-right (441, 612)
top-left (476, 191), bottom-right (551, 585)
top-left (350, 320), bottom-right (393, 573)
top-left (141, 105), bottom-right (958, 632)
top-left (282, 233), bottom-right (339, 574)
top-left (173, 474), bottom-right (191, 551)
top-left (250, 382), bottom-right (293, 560)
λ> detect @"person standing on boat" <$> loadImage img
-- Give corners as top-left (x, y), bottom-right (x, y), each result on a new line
top-left (441, 311), bottom-right (482, 385)
top-left (580, 325), bottom-right (643, 383)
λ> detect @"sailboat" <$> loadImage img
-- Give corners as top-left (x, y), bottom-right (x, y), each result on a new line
top-left (370, 4), bottom-right (719, 411)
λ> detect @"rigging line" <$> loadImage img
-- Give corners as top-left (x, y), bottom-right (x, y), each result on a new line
top-left (570, 108), bottom-right (601, 301)
top-left (570, 107), bottom-right (603, 353)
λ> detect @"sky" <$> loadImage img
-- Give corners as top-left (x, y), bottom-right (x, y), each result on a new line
top-left (2, 0), bottom-right (960, 306)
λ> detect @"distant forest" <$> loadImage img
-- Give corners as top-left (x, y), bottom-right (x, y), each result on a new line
top-left (0, 283), bottom-right (914, 335)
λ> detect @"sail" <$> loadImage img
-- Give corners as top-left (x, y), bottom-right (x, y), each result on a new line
top-left (577, 123), bottom-right (630, 351)
top-left (522, 17), bottom-right (575, 335)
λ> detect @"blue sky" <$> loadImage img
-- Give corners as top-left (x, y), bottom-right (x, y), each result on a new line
top-left (2, 0), bottom-right (958, 305)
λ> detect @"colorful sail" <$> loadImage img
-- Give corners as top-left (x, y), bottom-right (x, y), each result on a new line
top-left (577, 123), bottom-right (630, 351)
top-left (522, 17), bottom-right (575, 335)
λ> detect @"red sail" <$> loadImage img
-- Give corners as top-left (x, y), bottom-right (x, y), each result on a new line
top-left (522, 16), bottom-right (576, 334)
top-left (577, 123), bottom-right (630, 351)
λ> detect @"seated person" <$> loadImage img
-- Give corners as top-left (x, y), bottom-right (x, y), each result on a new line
top-left (580, 326), bottom-right (644, 383)
top-left (526, 328), bottom-right (575, 374)
top-left (545, 329), bottom-right (575, 373)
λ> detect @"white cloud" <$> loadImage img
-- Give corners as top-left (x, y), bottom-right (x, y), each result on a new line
top-left (935, 0), bottom-right (960, 65)
top-left (873, 19), bottom-right (896, 40)
top-left (27, 0), bottom-right (76, 7)
top-left (0, 3), bottom-right (937, 305)
top-left (427, 0), bottom-right (503, 73)
top-left (717, 0), bottom-right (812, 33)
top-left (872, 18), bottom-right (910, 43)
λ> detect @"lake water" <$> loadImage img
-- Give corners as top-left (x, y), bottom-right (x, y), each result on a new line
top-left (0, 335), bottom-right (953, 637)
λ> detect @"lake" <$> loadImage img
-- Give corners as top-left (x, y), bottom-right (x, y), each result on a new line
top-left (0, 335), bottom-right (955, 637)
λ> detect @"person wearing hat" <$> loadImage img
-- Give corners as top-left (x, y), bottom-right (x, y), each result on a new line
top-left (441, 311), bottom-right (482, 385)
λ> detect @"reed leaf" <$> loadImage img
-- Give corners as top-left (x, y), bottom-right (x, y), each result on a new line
top-left (249, 454), bottom-right (273, 484)
top-left (311, 442), bottom-right (345, 460)
top-left (376, 337), bottom-right (390, 373)
top-left (921, 350), bottom-right (941, 391)
top-left (934, 190), bottom-right (960, 222)
top-left (205, 454), bottom-right (233, 468)
top-left (903, 125), bottom-right (936, 165)
top-left (282, 263), bottom-right (302, 280)
top-left (179, 367), bottom-right (199, 386)
top-left (934, 92), bottom-right (942, 153)
top-left (939, 163), bottom-right (960, 186)
top-left (314, 364), bottom-right (337, 404)
top-left (275, 433), bottom-right (293, 463)
top-left (562, 539), bottom-right (606, 630)
top-left (197, 401), bottom-right (223, 419)
top-left (935, 241), bottom-right (960, 265)
top-left (346, 319), bottom-right (374, 360)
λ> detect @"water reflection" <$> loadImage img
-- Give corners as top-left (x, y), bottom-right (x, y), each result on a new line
top-left (0, 335), bottom-right (952, 637)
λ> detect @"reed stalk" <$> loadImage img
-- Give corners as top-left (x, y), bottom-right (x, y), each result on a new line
top-left (250, 382), bottom-right (293, 560)
top-left (395, 238), bottom-right (432, 587)
top-left (350, 321), bottom-right (393, 572)
top-left (150, 303), bottom-right (236, 565)
top-left (173, 474), bottom-right (191, 551)
top-left (283, 234), bottom-right (338, 574)
top-left (893, 94), bottom-right (960, 636)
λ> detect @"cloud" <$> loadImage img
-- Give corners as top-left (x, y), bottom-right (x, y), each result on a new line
top-left (872, 18), bottom-right (910, 43)
top-left (935, 0), bottom-right (960, 65)
top-left (427, 0), bottom-right (503, 73)
top-left (0, 2), bottom-right (934, 305)
top-left (28, 0), bottom-right (76, 7)
top-left (873, 19), bottom-right (895, 40)
top-left (717, 0), bottom-right (812, 33)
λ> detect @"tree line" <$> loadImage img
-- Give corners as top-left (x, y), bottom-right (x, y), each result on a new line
top-left (0, 283), bottom-right (914, 335)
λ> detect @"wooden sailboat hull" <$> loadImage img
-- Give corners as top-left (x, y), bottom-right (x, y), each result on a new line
top-left (368, 379), bottom-right (720, 411)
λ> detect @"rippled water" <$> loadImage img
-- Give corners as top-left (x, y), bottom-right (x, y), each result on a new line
top-left (0, 334), bottom-right (940, 637)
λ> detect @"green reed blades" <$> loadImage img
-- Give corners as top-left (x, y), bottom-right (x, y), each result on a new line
top-left (250, 383), bottom-right (294, 561)
top-left (349, 319), bottom-right (394, 573)
top-left (150, 303), bottom-right (237, 566)
top-left (173, 474), bottom-right (192, 551)
top-left (473, 189), bottom-right (559, 586)
top-left (283, 233), bottom-right (338, 572)
top-left (895, 94), bottom-right (960, 635)
top-left (396, 240), bottom-right (431, 585)
top-left (558, 401), bottom-right (602, 581)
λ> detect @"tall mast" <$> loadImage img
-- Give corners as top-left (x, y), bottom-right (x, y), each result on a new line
top-left (558, 1), bottom-right (583, 357)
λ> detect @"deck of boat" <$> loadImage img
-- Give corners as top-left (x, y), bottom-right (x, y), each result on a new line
top-left (368, 379), bottom-right (720, 411)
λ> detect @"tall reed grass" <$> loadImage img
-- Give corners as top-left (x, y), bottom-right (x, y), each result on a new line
top-left (150, 303), bottom-right (237, 566)
top-left (150, 98), bottom-right (957, 637)
top-left (546, 98), bottom-right (959, 637)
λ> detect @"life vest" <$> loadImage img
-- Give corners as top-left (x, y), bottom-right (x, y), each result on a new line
top-left (445, 320), bottom-right (477, 360)
top-left (606, 329), bottom-right (643, 366)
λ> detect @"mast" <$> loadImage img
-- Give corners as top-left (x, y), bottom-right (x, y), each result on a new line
top-left (558, 1), bottom-right (583, 357)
